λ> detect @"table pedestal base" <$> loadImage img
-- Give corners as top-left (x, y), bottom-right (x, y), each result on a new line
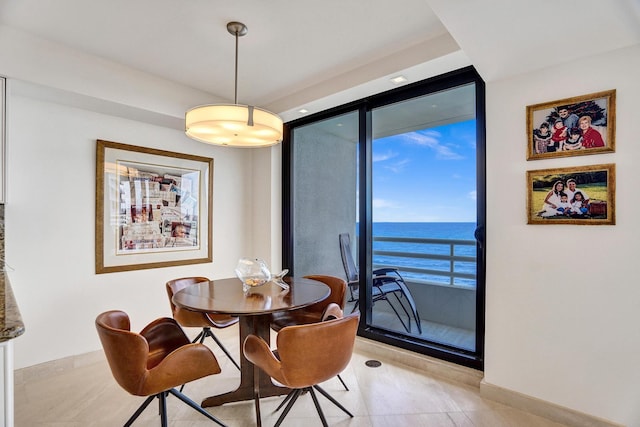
top-left (201, 314), bottom-right (290, 408)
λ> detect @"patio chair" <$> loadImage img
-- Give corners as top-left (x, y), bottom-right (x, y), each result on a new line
top-left (339, 232), bottom-right (422, 334)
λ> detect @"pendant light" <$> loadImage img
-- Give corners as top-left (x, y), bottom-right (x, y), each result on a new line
top-left (185, 22), bottom-right (283, 148)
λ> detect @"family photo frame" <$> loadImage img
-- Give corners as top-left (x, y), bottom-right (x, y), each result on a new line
top-left (527, 163), bottom-right (615, 225)
top-left (526, 89), bottom-right (616, 160)
top-left (96, 140), bottom-right (213, 273)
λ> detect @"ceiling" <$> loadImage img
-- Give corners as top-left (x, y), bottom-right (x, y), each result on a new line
top-left (1, 0), bottom-right (639, 124)
top-left (0, 0), bottom-right (453, 122)
top-left (427, 0), bottom-right (640, 82)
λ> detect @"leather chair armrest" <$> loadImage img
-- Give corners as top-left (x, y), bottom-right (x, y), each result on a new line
top-left (143, 343), bottom-right (221, 394)
top-left (173, 306), bottom-right (208, 327)
top-left (243, 335), bottom-right (283, 382)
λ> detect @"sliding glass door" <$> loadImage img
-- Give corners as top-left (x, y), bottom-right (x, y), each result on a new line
top-left (285, 111), bottom-right (359, 280)
top-left (369, 83), bottom-right (478, 352)
top-left (283, 67), bottom-right (485, 369)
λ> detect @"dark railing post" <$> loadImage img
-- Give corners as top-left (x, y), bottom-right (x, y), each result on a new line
top-left (449, 242), bottom-right (454, 286)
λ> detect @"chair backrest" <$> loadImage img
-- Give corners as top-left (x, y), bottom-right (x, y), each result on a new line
top-left (95, 310), bottom-right (150, 395)
top-left (339, 233), bottom-right (359, 283)
top-left (303, 274), bottom-right (347, 312)
top-left (96, 310), bottom-right (220, 398)
top-left (166, 277), bottom-right (210, 327)
top-left (276, 311), bottom-right (359, 388)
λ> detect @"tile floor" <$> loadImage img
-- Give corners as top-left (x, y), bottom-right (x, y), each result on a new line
top-left (15, 324), bottom-right (569, 427)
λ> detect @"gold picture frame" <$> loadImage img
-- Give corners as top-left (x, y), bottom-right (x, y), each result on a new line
top-left (527, 163), bottom-right (615, 225)
top-left (526, 89), bottom-right (615, 160)
top-left (96, 140), bottom-right (213, 273)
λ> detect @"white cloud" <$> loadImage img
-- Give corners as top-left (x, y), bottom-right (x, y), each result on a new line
top-left (373, 198), bottom-right (400, 209)
top-left (468, 190), bottom-right (477, 201)
top-left (403, 131), bottom-right (464, 160)
top-left (385, 158), bottom-right (410, 173)
top-left (404, 130), bottom-right (441, 146)
top-left (373, 151), bottom-right (397, 162)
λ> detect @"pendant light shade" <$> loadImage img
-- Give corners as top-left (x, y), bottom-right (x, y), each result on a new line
top-left (186, 104), bottom-right (283, 147)
top-left (185, 22), bottom-right (283, 148)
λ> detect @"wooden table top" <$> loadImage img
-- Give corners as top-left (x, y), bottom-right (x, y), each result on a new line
top-left (172, 276), bottom-right (329, 316)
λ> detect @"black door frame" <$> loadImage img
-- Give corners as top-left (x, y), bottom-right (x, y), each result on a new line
top-left (283, 66), bottom-right (486, 370)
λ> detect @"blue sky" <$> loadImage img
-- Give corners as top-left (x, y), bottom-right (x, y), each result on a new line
top-left (372, 119), bottom-right (477, 222)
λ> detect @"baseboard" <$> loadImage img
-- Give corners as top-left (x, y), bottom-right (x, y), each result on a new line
top-left (355, 337), bottom-right (621, 427)
top-left (480, 381), bottom-right (624, 427)
top-left (354, 336), bottom-right (483, 387)
top-left (14, 350), bottom-right (104, 385)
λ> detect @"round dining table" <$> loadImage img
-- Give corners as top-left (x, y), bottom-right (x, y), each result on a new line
top-left (172, 276), bottom-right (330, 410)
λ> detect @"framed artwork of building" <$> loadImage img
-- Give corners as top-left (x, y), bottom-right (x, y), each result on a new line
top-left (95, 139), bottom-right (213, 273)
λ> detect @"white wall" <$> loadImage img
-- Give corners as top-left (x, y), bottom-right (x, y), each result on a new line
top-left (3, 90), bottom-right (262, 369)
top-left (0, 24), bottom-right (280, 369)
top-left (484, 44), bottom-right (640, 426)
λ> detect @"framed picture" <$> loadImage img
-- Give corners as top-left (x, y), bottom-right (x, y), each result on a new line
top-left (526, 89), bottom-right (615, 160)
top-left (96, 139), bottom-right (213, 273)
top-left (527, 163), bottom-right (615, 225)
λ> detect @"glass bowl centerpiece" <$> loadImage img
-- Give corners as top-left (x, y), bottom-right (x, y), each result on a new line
top-left (235, 258), bottom-right (271, 292)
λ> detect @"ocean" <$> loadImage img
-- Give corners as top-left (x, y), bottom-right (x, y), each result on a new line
top-left (369, 222), bottom-right (477, 287)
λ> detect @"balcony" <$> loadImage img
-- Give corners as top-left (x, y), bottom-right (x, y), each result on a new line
top-left (344, 235), bottom-right (477, 351)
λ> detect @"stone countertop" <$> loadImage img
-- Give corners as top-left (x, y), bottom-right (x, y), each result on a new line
top-left (0, 272), bottom-right (25, 342)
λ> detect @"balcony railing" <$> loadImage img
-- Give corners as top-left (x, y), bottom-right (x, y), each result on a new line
top-left (372, 236), bottom-right (477, 288)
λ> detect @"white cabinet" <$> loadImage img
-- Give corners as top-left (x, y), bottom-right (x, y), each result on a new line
top-left (0, 340), bottom-right (14, 426)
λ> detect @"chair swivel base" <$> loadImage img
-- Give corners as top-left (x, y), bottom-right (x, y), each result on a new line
top-left (273, 384), bottom-right (353, 427)
top-left (124, 388), bottom-right (227, 427)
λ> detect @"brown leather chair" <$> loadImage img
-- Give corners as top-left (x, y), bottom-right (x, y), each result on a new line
top-left (166, 277), bottom-right (240, 371)
top-left (244, 309), bottom-right (360, 427)
top-left (270, 274), bottom-right (347, 331)
top-left (270, 274), bottom-right (350, 390)
top-left (95, 310), bottom-right (227, 426)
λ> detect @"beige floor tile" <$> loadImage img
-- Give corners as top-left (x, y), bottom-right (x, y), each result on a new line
top-left (370, 413), bottom-right (462, 427)
top-left (15, 324), bottom-right (571, 427)
top-left (464, 405), bottom-right (569, 427)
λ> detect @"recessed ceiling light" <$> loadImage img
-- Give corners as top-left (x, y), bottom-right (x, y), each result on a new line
top-left (298, 108), bottom-right (309, 114)
top-left (390, 75), bottom-right (407, 84)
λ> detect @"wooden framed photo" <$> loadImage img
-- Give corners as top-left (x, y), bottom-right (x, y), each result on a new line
top-left (96, 139), bottom-right (213, 273)
top-left (526, 90), bottom-right (615, 160)
top-left (527, 163), bottom-right (615, 225)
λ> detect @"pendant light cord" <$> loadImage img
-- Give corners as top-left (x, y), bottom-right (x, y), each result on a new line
top-left (233, 29), bottom-right (239, 105)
